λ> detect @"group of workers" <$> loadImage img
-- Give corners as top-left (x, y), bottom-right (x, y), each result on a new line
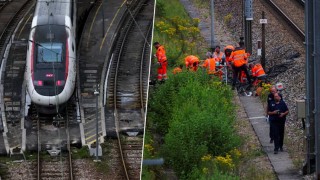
top-left (154, 41), bottom-right (289, 155)
top-left (153, 41), bottom-right (266, 89)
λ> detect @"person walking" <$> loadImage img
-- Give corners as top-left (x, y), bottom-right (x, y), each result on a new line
top-left (230, 41), bottom-right (251, 89)
top-left (266, 86), bottom-right (283, 143)
top-left (154, 42), bottom-right (168, 82)
top-left (267, 93), bottom-right (289, 154)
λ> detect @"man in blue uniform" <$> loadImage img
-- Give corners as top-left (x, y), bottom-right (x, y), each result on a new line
top-left (267, 93), bottom-right (289, 154)
top-left (266, 86), bottom-right (283, 143)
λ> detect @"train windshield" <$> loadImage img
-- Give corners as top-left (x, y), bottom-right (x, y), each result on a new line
top-left (37, 43), bottom-right (63, 63)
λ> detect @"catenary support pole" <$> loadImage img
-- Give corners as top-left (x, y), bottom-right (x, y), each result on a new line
top-left (244, 0), bottom-right (253, 54)
top-left (94, 85), bottom-right (100, 161)
top-left (304, 0), bottom-right (315, 175)
top-left (210, 0), bottom-right (215, 49)
top-left (314, 0), bottom-right (320, 178)
top-left (261, 11), bottom-right (266, 68)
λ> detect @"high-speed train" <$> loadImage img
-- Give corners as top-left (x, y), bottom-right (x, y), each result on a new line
top-left (25, 0), bottom-right (76, 113)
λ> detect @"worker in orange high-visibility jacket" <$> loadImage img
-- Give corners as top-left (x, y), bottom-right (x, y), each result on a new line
top-left (224, 45), bottom-right (235, 66)
top-left (249, 63), bottom-right (266, 78)
top-left (185, 55), bottom-right (200, 71)
top-left (173, 64), bottom-right (183, 74)
top-left (201, 52), bottom-right (216, 76)
top-left (154, 42), bottom-right (168, 81)
top-left (213, 45), bottom-right (225, 64)
top-left (230, 41), bottom-right (251, 88)
top-left (249, 63), bottom-right (267, 86)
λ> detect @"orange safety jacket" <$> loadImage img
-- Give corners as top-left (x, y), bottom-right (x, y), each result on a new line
top-left (251, 64), bottom-right (266, 77)
top-left (213, 52), bottom-right (225, 63)
top-left (156, 45), bottom-right (167, 63)
top-left (173, 67), bottom-right (182, 74)
top-left (185, 55), bottom-right (200, 68)
top-left (201, 58), bottom-right (216, 74)
top-left (230, 48), bottom-right (247, 67)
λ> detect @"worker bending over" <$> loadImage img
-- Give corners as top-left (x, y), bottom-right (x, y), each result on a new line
top-left (230, 41), bottom-right (251, 88)
top-left (185, 55), bottom-right (200, 72)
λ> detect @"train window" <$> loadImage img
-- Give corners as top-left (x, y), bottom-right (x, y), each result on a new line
top-left (37, 43), bottom-right (63, 63)
top-left (72, 43), bottom-right (74, 52)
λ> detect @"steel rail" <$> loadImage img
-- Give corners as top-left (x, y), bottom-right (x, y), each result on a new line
top-left (113, 8), bottom-right (132, 180)
top-left (113, 1), bottom-right (147, 179)
top-left (266, 0), bottom-right (305, 42)
top-left (139, 23), bottom-right (153, 116)
top-left (66, 104), bottom-right (74, 180)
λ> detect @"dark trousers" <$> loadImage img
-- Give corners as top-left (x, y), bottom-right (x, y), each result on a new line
top-left (232, 64), bottom-right (251, 86)
top-left (271, 120), bottom-right (285, 151)
top-left (269, 123), bottom-right (274, 140)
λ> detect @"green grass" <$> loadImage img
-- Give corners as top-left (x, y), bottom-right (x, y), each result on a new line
top-left (152, 0), bottom-right (207, 69)
top-left (71, 146), bottom-right (90, 159)
top-left (156, 0), bottom-right (190, 19)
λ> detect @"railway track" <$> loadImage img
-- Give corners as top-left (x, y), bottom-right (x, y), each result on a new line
top-left (105, 0), bottom-right (153, 178)
top-left (0, 0), bottom-right (35, 155)
top-left (28, 104), bottom-right (74, 179)
top-left (265, 0), bottom-right (305, 42)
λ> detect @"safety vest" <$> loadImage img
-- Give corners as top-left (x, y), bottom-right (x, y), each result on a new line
top-left (251, 64), bottom-right (266, 77)
top-left (185, 55), bottom-right (199, 68)
top-left (201, 58), bottom-right (216, 74)
top-left (213, 52), bottom-right (225, 63)
top-left (156, 45), bottom-right (167, 63)
top-left (173, 67), bottom-right (182, 74)
top-left (230, 49), bottom-right (247, 67)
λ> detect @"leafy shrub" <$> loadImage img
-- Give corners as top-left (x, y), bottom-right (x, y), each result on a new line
top-left (148, 71), bottom-right (241, 178)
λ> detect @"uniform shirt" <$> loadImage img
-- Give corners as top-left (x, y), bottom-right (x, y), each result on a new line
top-left (268, 100), bottom-right (288, 122)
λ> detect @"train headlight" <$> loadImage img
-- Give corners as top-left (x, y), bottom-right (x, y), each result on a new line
top-left (33, 80), bottom-right (43, 86)
top-left (56, 80), bottom-right (65, 86)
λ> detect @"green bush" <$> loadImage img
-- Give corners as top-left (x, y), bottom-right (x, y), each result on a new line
top-left (148, 71), bottom-right (241, 178)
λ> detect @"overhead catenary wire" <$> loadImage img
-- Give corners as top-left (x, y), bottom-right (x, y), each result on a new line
top-left (125, 2), bottom-right (151, 47)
